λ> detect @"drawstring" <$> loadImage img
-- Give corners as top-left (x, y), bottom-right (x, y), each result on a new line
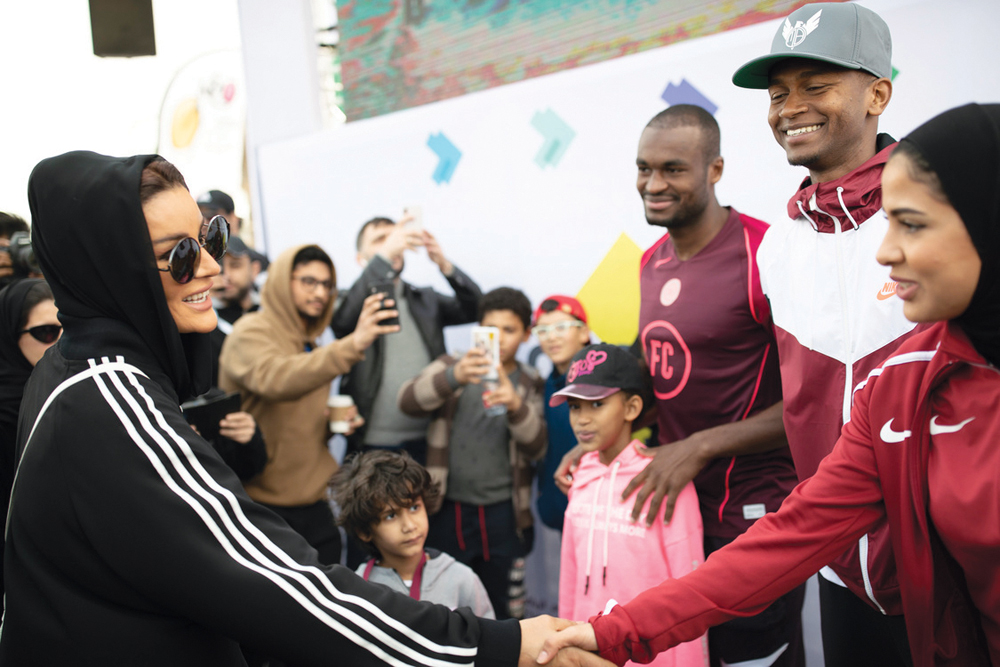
top-left (454, 502), bottom-right (489, 562)
top-left (478, 505), bottom-right (490, 562)
top-left (795, 200), bottom-right (819, 231)
top-left (602, 462), bottom-right (620, 587)
top-left (455, 503), bottom-right (465, 552)
top-left (836, 187), bottom-right (859, 229)
top-left (583, 476), bottom-right (604, 595)
top-left (583, 461), bottom-right (621, 595)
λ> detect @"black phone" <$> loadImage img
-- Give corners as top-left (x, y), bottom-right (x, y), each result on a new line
top-left (368, 281), bottom-right (400, 328)
top-left (181, 392), bottom-right (242, 442)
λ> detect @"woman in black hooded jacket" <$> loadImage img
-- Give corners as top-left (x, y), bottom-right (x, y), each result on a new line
top-left (0, 152), bottom-right (545, 666)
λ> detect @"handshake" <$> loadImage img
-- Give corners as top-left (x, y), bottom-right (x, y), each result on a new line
top-left (518, 616), bottom-right (604, 667)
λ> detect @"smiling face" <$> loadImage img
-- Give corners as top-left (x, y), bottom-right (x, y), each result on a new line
top-left (214, 253), bottom-right (259, 307)
top-left (636, 124), bottom-right (721, 229)
top-left (767, 59), bottom-right (889, 183)
top-left (360, 497), bottom-right (429, 573)
top-left (876, 154), bottom-right (981, 323)
top-left (290, 260), bottom-right (333, 321)
top-left (18, 299), bottom-right (60, 367)
top-left (535, 310), bottom-right (589, 374)
top-left (567, 391), bottom-right (643, 464)
top-left (144, 187), bottom-right (221, 334)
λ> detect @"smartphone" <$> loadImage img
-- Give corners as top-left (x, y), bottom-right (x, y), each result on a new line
top-left (471, 326), bottom-right (500, 381)
top-left (368, 281), bottom-right (400, 329)
top-left (403, 205), bottom-right (423, 232)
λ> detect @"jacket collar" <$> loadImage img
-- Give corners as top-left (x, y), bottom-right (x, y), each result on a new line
top-left (787, 134), bottom-right (896, 233)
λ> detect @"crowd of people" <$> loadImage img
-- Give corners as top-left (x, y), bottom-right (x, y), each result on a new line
top-left (0, 2), bottom-right (997, 666)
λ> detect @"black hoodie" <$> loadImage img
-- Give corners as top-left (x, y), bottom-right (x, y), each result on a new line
top-left (0, 151), bottom-right (518, 666)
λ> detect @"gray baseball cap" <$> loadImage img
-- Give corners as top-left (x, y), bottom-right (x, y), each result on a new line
top-left (732, 2), bottom-right (891, 89)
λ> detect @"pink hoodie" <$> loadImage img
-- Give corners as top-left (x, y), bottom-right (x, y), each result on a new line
top-left (560, 441), bottom-right (707, 667)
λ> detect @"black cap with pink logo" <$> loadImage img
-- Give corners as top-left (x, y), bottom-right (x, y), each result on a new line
top-left (549, 343), bottom-right (645, 407)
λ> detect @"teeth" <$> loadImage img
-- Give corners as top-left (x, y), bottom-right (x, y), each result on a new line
top-left (183, 291), bottom-right (208, 304)
top-left (786, 124), bottom-right (821, 137)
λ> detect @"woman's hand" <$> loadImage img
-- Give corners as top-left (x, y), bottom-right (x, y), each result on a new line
top-left (219, 411), bottom-right (256, 444)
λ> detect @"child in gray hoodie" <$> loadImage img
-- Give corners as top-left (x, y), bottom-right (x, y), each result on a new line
top-left (333, 450), bottom-right (495, 618)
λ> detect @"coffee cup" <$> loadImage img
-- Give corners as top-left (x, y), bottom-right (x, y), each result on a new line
top-left (328, 395), bottom-right (355, 434)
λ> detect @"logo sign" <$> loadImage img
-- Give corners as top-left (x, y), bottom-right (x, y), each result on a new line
top-left (567, 350), bottom-right (608, 383)
top-left (641, 320), bottom-right (691, 400)
top-left (782, 10), bottom-right (822, 49)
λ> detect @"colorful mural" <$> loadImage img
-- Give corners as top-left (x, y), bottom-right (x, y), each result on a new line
top-left (337, 0), bottom-right (832, 121)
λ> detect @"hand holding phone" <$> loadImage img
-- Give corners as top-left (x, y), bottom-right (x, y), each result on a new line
top-left (367, 282), bottom-right (400, 328)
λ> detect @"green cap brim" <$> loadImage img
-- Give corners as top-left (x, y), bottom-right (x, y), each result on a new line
top-left (732, 52), bottom-right (865, 89)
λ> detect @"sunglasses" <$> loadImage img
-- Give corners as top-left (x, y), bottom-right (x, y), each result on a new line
top-left (19, 324), bottom-right (62, 344)
top-left (157, 215), bottom-right (229, 284)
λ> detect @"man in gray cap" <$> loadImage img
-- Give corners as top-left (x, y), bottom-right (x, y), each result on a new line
top-left (731, 3), bottom-right (917, 666)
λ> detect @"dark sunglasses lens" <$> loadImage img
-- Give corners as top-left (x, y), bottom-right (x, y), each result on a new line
top-left (29, 325), bottom-right (61, 344)
top-left (169, 238), bottom-right (199, 284)
top-left (205, 216), bottom-right (229, 261)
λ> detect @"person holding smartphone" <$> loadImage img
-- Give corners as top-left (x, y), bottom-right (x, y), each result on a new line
top-left (331, 213), bottom-right (483, 470)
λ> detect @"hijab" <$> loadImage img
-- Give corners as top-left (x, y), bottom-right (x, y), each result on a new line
top-left (27, 151), bottom-right (212, 401)
top-left (901, 103), bottom-right (1000, 367)
top-left (0, 279), bottom-right (44, 450)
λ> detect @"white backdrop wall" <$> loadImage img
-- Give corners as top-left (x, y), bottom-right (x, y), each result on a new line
top-left (256, 0), bottom-right (1000, 346)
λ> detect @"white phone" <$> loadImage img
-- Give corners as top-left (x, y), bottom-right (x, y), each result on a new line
top-left (471, 326), bottom-right (500, 381)
top-left (403, 205), bottom-right (423, 232)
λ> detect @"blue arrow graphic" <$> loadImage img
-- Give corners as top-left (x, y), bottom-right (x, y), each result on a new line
top-left (660, 79), bottom-right (718, 116)
top-left (427, 132), bottom-right (461, 184)
top-left (531, 109), bottom-right (575, 169)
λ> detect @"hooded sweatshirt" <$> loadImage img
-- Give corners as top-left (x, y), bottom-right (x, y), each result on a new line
top-left (560, 441), bottom-right (707, 667)
top-left (755, 135), bottom-right (918, 613)
top-left (1, 151), bottom-right (518, 665)
top-left (219, 245), bottom-right (363, 506)
top-left (0, 278), bottom-right (46, 598)
top-left (357, 548), bottom-right (496, 619)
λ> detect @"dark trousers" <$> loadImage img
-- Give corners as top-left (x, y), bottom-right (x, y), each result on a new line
top-left (427, 498), bottom-right (526, 620)
top-left (705, 535), bottom-right (806, 667)
top-left (363, 437), bottom-right (428, 466)
top-left (819, 576), bottom-right (913, 667)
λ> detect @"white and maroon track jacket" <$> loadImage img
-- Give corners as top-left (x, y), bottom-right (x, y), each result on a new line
top-left (755, 137), bottom-right (920, 614)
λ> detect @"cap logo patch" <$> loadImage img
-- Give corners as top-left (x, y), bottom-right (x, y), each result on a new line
top-left (566, 350), bottom-right (608, 383)
top-left (783, 9), bottom-right (822, 49)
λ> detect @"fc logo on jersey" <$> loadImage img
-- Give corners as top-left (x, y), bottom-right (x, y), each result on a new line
top-left (783, 10), bottom-right (822, 49)
top-left (641, 320), bottom-right (692, 400)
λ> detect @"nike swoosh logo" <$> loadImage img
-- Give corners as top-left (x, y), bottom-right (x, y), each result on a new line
top-left (929, 416), bottom-right (974, 436)
top-left (876, 281), bottom-right (897, 301)
top-left (880, 419), bottom-right (911, 443)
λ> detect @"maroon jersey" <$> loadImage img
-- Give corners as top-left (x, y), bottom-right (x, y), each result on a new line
top-left (639, 208), bottom-right (797, 539)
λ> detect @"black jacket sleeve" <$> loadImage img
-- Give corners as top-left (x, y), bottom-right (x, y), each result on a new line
top-left (431, 264), bottom-right (483, 328)
top-left (8, 362), bottom-right (518, 666)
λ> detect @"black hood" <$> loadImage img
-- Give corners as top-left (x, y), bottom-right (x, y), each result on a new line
top-left (902, 104), bottom-right (1000, 367)
top-left (28, 151), bottom-right (212, 402)
top-left (0, 279), bottom-right (43, 444)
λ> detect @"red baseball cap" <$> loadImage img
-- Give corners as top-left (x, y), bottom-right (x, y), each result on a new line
top-left (533, 295), bottom-right (588, 326)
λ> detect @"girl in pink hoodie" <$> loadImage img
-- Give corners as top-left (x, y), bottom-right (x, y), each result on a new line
top-left (552, 344), bottom-right (707, 667)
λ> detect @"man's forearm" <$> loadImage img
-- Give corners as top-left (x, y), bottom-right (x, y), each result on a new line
top-left (692, 400), bottom-right (786, 460)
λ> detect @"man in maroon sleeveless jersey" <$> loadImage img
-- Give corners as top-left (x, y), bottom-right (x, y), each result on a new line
top-left (558, 105), bottom-right (803, 667)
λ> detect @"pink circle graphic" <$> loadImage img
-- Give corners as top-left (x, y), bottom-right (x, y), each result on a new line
top-left (640, 320), bottom-right (692, 400)
top-left (660, 278), bottom-right (681, 306)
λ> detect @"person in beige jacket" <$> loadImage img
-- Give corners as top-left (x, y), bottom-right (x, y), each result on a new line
top-left (220, 244), bottom-right (397, 565)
